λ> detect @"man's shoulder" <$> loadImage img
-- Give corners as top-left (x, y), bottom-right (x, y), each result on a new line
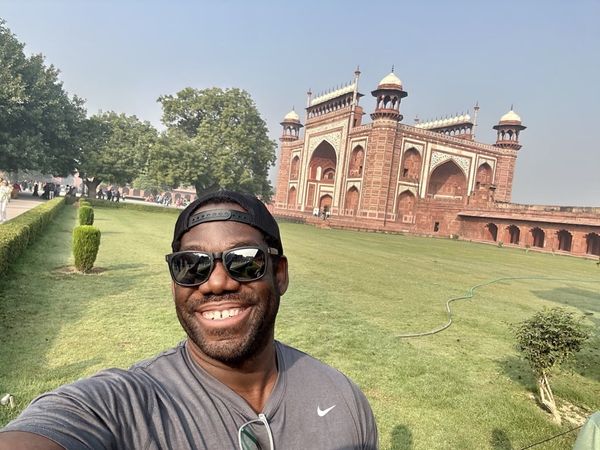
top-left (276, 341), bottom-right (361, 391)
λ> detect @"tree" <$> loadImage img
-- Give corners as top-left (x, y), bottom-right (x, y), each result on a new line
top-left (152, 87), bottom-right (276, 200)
top-left (513, 307), bottom-right (590, 424)
top-left (0, 20), bottom-right (86, 175)
top-left (77, 112), bottom-right (157, 197)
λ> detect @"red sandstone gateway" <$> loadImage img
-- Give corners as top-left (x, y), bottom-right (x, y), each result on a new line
top-left (272, 68), bottom-right (600, 258)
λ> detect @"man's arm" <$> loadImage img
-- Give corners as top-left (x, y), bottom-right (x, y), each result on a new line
top-left (0, 431), bottom-right (65, 450)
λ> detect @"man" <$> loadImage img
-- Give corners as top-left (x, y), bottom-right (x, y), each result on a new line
top-left (1, 190), bottom-right (378, 449)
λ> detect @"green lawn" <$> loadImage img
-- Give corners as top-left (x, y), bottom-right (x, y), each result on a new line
top-left (1, 205), bottom-right (599, 449)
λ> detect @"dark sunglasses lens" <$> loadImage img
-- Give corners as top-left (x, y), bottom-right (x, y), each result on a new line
top-left (225, 248), bottom-right (266, 281)
top-left (170, 252), bottom-right (212, 285)
top-left (239, 420), bottom-right (271, 450)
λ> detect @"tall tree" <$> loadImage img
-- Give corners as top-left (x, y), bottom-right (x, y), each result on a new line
top-left (78, 112), bottom-right (157, 196)
top-left (153, 87), bottom-right (276, 200)
top-left (0, 20), bottom-right (86, 175)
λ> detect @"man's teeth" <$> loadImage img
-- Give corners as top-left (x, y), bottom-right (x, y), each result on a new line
top-left (202, 308), bottom-right (242, 320)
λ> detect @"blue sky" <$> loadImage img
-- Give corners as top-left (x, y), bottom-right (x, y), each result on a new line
top-left (1, 0), bottom-right (599, 206)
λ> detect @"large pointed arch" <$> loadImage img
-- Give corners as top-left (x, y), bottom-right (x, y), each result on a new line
top-left (309, 141), bottom-right (337, 183)
top-left (427, 160), bottom-right (467, 198)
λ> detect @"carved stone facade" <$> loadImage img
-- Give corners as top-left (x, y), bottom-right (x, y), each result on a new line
top-left (272, 70), bottom-right (600, 258)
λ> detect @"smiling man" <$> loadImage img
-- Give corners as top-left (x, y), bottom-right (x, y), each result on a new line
top-left (0, 190), bottom-right (378, 449)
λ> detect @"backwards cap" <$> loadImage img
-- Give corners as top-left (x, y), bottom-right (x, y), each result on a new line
top-left (171, 190), bottom-right (283, 255)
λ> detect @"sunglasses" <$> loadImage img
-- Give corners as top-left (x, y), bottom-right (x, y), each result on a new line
top-left (165, 246), bottom-right (279, 287)
top-left (238, 413), bottom-right (274, 450)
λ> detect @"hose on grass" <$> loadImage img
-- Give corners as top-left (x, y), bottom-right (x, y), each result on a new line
top-left (396, 276), bottom-right (600, 339)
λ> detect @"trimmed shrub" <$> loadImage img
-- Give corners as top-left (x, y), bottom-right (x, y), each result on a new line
top-left (78, 206), bottom-right (94, 225)
top-left (86, 198), bottom-right (181, 215)
top-left (0, 197), bottom-right (64, 277)
top-left (79, 200), bottom-right (91, 208)
top-left (72, 226), bottom-right (101, 273)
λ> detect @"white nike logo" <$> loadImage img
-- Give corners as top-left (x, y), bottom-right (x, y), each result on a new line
top-left (317, 405), bottom-right (336, 417)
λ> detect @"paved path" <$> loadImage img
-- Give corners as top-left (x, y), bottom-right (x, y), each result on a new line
top-left (3, 191), bottom-right (46, 222)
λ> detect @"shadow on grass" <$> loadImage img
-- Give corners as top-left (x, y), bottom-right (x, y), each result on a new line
top-left (490, 429), bottom-right (513, 450)
top-left (498, 356), bottom-right (536, 392)
top-left (389, 424), bottom-right (412, 449)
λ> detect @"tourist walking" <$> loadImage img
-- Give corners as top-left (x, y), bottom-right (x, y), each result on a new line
top-left (0, 180), bottom-right (12, 223)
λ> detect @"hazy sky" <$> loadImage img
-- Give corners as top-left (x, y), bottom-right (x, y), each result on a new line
top-left (1, 0), bottom-right (599, 206)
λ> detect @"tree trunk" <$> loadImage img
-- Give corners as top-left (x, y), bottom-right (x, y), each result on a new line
top-left (84, 178), bottom-right (101, 198)
top-left (537, 371), bottom-right (561, 424)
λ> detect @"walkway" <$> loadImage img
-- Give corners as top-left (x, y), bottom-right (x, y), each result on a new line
top-left (3, 192), bottom-right (46, 222)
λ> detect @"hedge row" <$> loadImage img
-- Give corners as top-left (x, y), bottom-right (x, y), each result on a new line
top-left (0, 197), bottom-right (65, 277)
top-left (84, 198), bottom-right (180, 215)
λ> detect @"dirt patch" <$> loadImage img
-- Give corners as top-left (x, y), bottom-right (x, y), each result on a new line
top-left (52, 266), bottom-right (107, 276)
top-left (560, 400), bottom-right (591, 427)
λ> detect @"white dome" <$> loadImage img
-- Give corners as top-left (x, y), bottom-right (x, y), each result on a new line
top-left (500, 110), bottom-right (522, 123)
top-left (378, 72), bottom-right (403, 88)
top-left (283, 109), bottom-right (300, 121)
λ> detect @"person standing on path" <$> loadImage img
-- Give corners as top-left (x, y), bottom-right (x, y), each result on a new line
top-left (0, 180), bottom-right (12, 223)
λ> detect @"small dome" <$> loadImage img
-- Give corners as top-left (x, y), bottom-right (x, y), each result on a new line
top-left (283, 109), bottom-right (300, 122)
top-left (499, 109), bottom-right (522, 124)
top-left (378, 72), bottom-right (403, 89)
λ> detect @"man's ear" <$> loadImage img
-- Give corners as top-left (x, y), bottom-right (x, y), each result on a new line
top-left (274, 256), bottom-right (289, 296)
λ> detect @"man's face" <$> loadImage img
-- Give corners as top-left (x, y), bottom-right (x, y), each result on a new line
top-left (172, 202), bottom-right (288, 366)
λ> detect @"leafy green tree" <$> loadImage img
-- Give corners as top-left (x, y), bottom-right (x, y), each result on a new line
top-left (153, 87), bottom-right (276, 200)
top-left (513, 308), bottom-right (590, 424)
top-left (78, 112), bottom-right (157, 196)
top-left (0, 20), bottom-right (86, 175)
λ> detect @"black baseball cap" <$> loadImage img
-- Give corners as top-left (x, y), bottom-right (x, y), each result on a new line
top-left (171, 190), bottom-right (283, 255)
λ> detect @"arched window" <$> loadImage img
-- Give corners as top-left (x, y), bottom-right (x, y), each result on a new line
top-left (290, 156), bottom-right (300, 180)
top-left (485, 223), bottom-right (498, 242)
top-left (475, 163), bottom-right (493, 188)
top-left (396, 190), bottom-right (415, 222)
top-left (427, 160), bottom-right (467, 198)
top-left (557, 230), bottom-right (572, 252)
top-left (505, 225), bottom-right (520, 244)
top-left (287, 187), bottom-right (297, 207)
top-left (401, 148), bottom-right (422, 181)
top-left (348, 146), bottom-right (365, 177)
top-left (319, 194), bottom-right (333, 213)
top-left (531, 228), bottom-right (545, 248)
top-left (344, 187), bottom-right (360, 215)
top-left (309, 141), bottom-right (337, 182)
top-left (586, 233), bottom-right (600, 256)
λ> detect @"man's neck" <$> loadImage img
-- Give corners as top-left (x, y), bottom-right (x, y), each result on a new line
top-left (186, 339), bottom-right (278, 414)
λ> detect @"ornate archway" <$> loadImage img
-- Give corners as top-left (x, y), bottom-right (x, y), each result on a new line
top-left (475, 163), bottom-right (493, 188)
top-left (287, 186), bottom-right (297, 207)
top-left (427, 160), bottom-right (467, 198)
top-left (290, 156), bottom-right (300, 180)
top-left (309, 141), bottom-right (337, 182)
top-left (319, 194), bottom-right (333, 213)
top-left (505, 225), bottom-right (520, 244)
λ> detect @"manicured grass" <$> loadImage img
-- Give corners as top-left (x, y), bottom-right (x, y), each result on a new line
top-left (1, 205), bottom-right (598, 449)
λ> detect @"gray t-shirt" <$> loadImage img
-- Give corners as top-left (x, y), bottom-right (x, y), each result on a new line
top-left (3, 341), bottom-right (378, 449)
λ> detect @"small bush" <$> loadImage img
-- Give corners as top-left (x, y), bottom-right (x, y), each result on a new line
top-left (78, 206), bottom-right (94, 225)
top-left (79, 200), bottom-right (91, 208)
top-left (497, 241), bottom-right (504, 248)
top-left (72, 226), bottom-right (101, 273)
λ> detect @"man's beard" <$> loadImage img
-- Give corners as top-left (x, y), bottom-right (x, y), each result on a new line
top-left (176, 290), bottom-right (280, 366)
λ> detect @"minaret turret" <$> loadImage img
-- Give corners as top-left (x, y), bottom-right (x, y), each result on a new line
top-left (280, 109), bottom-right (303, 142)
top-left (370, 69), bottom-right (408, 123)
top-left (493, 108), bottom-right (526, 150)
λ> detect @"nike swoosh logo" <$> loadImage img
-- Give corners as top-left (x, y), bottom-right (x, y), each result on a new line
top-left (317, 405), bottom-right (336, 417)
